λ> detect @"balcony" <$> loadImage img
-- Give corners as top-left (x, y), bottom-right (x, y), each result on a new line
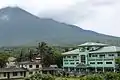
top-left (88, 57), bottom-right (114, 61)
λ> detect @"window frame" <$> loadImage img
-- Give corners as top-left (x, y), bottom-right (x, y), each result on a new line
top-left (13, 72), bottom-right (18, 76)
top-left (29, 65), bottom-right (33, 68)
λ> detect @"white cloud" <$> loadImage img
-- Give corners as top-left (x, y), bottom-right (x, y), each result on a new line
top-left (0, 0), bottom-right (120, 37)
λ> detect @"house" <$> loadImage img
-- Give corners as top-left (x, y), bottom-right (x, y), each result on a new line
top-left (62, 42), bottom-right (120, 73)
top-left (0, 67), bottom-right (27, 80)
top-left (17, 61), bottom-right (42, 76)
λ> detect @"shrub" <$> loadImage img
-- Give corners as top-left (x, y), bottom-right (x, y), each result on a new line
top-left (104, 72), bottom-right (120, 80)
top-left (80, 74), bottom-right (104, 80)
top-left (24, 73), bottom-right (55, 80)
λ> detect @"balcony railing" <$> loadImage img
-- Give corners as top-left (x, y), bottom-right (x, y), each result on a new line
top-left (88, 57), bottom-right (114, 61)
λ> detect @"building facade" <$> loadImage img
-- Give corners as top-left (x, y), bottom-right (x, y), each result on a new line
top-left (62, 42), bottom-right (120, 73)
top-left (0, 68), bottom-right (27, 80)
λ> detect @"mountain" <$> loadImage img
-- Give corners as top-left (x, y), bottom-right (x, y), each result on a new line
top-left (0, 6), bottom-right (120, 47)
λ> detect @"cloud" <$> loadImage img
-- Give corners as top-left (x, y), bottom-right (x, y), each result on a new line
top-left (0, 0), bottom-right (120, 37)
top-left (38, 0), bottom-right (120, 37)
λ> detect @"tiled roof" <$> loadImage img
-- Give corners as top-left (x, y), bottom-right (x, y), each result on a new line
top-left (62, 49), bottom-right (80, 55)
top-left (0, 67), bottom-right (27, 72)
top-left (17, 61), bottom-right (41, 65)
top-left (78, 42), bottom-right (108, 47)
top-left (89, 46), bottom-right (120, 53)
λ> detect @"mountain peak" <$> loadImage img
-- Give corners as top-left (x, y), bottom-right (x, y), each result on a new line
top-left (0, 7), bottom-right (119, 46)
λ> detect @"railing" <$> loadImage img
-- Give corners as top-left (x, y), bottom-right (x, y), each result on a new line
top-left (88, 57), bottom-right (114, 61)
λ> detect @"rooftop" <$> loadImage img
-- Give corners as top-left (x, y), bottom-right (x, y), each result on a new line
top-left (17, 61), bottom-right (41, 65)
top-left (89, 46), bottom-right (120, 53)
top-left (78, 42), bottom-right (108, 47)
top-left (0, 67), bottom-right (27, 72)
top-left (62, 49), bottom-right (80, 55)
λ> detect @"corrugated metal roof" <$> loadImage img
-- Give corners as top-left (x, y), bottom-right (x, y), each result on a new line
top-left (78, 42), bottom-right (108, 47)
top-left (89, 46), bottom-right (120, 53)
top-left (0, 68), bottom-right (27, 72)
top-left (62, 49), bottom-right (80, 55)
top-left (17, 61), bottom-right (41, 65)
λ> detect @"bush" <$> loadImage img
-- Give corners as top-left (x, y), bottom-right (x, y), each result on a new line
top-left (104, 72), bottom-right (120, 80)
top-left (25, 73), bottom-right (55, 80)
top-left (80, 74), bottom-right (104, 80)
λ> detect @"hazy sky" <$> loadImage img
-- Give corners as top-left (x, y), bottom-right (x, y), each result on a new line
top-left (0, 0), bottom-right (120, 37)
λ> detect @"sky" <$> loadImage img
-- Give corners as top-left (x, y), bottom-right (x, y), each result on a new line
top-left (0, 0), bottom-right (120, 37)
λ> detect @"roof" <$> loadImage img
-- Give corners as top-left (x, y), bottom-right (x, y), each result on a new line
top-left (89, 46), bottom-right (120, 53)
top-left (50, 65), bottom-right (58, 68)
top-left (8, 57), bottom-right (16, 62)
top-left (78, 42), bottom-right (108, 47)
top-left (17, 61), bottom-right (41, 65)
top-left (62, 49), bottom-right (80, 55)
top-left (0, 67), bottom-right (27, 72)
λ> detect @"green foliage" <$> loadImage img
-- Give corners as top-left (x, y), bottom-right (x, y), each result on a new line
top-left (115, 58), bottom-right (120, 68)
top-left (0, 53), bottom-right (10, 68)
top-left (85, 74), bottom-right (104, 80)
top-left (37, 42), bottom-right (62, 67)
top-left (25, 73), bottom-right (55, 80)
top-left (104, 72), bottom-right (120, 80)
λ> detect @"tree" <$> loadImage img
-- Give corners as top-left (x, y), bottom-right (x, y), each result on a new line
top-left (28, 49), bottom-right (33, 61)
top-left (0, 53), bottom-right (10, 68)
top-left (17, 49), bottom-right (24, 62)
top-left (115, 58), bottom-right (120, 69)
top-left (36, 42), bottom-right (62, 67)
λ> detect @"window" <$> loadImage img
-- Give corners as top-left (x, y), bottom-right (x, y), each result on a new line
top-left (65, 63), bottom-right (68, 64)
top-left (106, 62), bottom-right (112, 64)
top-left (67, 56), bottom-right (71, 58)
top-left (81, 55), bottom-right (86, 64)
top-left (76, 62), bottom-right (79, 64)
top-left (97, 62), bottom-right (103, 64)
top-left (69, 60), bottom-right (74, 61)
top-left (92, 54), bottom-right (97, 57)
top-left (90, 62), bottom-right (95, 64)
top-left (3, 72), bottom-right (6, 77)
top-left (109, 54), bottom-right (114, 56)
top-left (29, 65), bottom-right (33, 68)
top-left (63, 56), bottom-right (66, 58)
top-left (118, 53), bottom-right (120, 56)
top-left (76, 60), bottom-right (79, 61)
top-left (13, 72), bottom-right (17, 76)
top-left (89, 54), bottom-right (92, 57)
top-left (64, 60), bottom-right (68, 61)
top-left (36, 65), bottom-right (39, 68)
top-left (70, 63), bottom-right (74, 65)
top-left (99, 54), bottom-right (105, 58)
top-left (73, 56), bottom-right (77, 58)
top-left (29, 72), bottom-right (33, 74)
top-left (20, 72), bottom-right (23, 76)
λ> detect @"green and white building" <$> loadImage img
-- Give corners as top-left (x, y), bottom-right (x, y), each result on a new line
top-left (62, 42), bottom-right (120, 73)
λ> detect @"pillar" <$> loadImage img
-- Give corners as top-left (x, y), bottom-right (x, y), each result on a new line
top-left (114, 67), bottom-right (116, 72)
top-left (95, 67), bottom-right (97, 72)
top-left (79, 68), bottom-right (80, 73)
top-left (74, 67), bottom-right (76, 71)
top-left (68, 67), bottom-right (70, 72)
top-left (103, 67), bottom-right (105, 72)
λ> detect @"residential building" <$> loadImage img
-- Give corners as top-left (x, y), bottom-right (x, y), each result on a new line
top-left (62, 42), bottom-right (120, 73)
top-left (17, 61), bottom-right (42, 76)
top-left (0, 67), bottom-right (27, 80)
